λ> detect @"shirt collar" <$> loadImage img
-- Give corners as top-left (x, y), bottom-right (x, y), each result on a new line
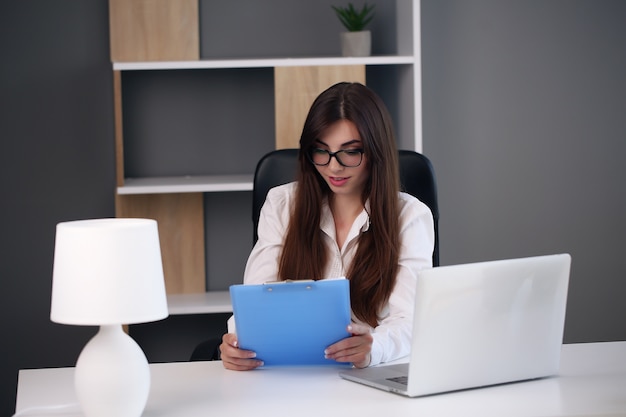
top-left (320, 197), bottom-right (371, 240)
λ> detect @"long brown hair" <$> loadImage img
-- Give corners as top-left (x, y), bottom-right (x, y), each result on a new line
top-left (278, 82), bottom-right (400, 327)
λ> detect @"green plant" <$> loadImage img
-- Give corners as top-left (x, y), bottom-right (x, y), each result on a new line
top-left (332, 3), bottom-right (375, 32)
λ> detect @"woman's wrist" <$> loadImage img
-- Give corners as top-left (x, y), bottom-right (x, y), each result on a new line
top-left (353, 353), bottom-right (371, 369)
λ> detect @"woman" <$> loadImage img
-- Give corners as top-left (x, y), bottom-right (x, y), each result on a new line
top-left (220, 82), bottom-right (434, 370)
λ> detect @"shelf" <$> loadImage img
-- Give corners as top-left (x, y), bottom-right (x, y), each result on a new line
top-left (111, 0), bottom-right (421, 320)
top-left (117, 174), bottom-right (253, 195)
top-left (167, 291), bottom-right (232, 315)
top-left (113, 55), bottom-right (415, 71)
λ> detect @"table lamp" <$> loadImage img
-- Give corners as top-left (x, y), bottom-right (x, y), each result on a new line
top-left (50, 218), bottom-right (169, 417)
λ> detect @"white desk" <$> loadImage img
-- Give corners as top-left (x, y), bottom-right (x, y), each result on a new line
top-left (16, 342), bottom-right (626, 417)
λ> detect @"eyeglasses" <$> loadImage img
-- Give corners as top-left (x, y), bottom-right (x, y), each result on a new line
top-left (308, 148), bottom-right (364, 168)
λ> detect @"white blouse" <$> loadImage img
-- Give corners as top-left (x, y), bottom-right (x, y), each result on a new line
top-left (242, 182), bottom-right (435, 366)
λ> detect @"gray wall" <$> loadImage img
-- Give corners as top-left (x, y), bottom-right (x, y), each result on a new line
top-left (422, 0), bottom-right (626, 343)
top-left (1, 0), bottom-right (624, 414)
top-left (0, 1), bottom-right (114, 414)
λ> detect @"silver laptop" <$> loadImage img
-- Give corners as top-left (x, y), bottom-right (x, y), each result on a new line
top-left (339, 254), bottom-right (571, 397)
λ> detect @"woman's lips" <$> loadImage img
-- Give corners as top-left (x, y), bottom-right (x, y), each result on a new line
top-left (329, 176), bottom-right (349, 187)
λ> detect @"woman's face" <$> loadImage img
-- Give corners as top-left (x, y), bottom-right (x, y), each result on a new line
top-left (313, 119), bottom-right (369, 199)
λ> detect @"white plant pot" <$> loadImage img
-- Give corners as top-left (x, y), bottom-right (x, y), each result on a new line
top-left (340, 30), bottom-right (371, 57)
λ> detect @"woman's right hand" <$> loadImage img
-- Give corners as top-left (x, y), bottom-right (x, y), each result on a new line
top-left (219, 333), bottom-right (264, 371)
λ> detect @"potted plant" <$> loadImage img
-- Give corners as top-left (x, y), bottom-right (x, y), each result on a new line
top-left (332, 3), bottom-right (375, 57)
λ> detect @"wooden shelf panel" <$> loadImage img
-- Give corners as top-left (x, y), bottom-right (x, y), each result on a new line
top-left (275, 65), bottom-right (366, 149)
top-left (116, 193), bottom-right (206, 294)
top-left (167, 291), bottom-right (232, 315)
top-left (109, 0), bottom-right (199, 62)
top-left (117, 174), bottom-right (253, 195)
top-left (113, 55), bottom-right (415, 71)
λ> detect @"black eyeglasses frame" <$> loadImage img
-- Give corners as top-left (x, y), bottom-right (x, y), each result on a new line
top-left (307, 148), bottom-right (365, 168)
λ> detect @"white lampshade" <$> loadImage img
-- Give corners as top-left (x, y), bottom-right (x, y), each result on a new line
top-left (51, 218), bottom-right (168, 325)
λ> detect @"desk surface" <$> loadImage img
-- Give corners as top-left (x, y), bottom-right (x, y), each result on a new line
top-left (16, 342), bottom-right (626, 417)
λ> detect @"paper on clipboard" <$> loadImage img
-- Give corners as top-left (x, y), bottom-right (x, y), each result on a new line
top-left (229, 278), bottom-right (351, 366)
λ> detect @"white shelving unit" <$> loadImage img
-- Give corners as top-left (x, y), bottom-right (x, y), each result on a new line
top-left (114, 0), bottom-right (421, 314)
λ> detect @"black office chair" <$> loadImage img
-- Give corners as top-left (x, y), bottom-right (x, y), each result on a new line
top-left (252, 148), bottom-right (439, 266)
top-left (397, 149), bottom-right (440, 267)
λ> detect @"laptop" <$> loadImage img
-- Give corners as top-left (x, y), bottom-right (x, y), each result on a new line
top-left (339, 253), bottom-right (571, 397)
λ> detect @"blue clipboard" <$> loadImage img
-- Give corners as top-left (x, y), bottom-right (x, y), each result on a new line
top-left (229, 279), bottom-right (351, 366)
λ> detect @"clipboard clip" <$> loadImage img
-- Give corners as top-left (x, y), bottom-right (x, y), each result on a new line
top-left (263, 280), bottom-right (315, 292)
top-left (263, 279), bottom-right (315, 284)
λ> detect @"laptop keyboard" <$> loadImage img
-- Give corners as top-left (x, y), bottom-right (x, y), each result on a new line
top-left (387, 376), bottom-right (408, 386)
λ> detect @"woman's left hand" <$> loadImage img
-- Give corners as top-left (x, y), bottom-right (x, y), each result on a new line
top-left (324, 323), bottom-right (373, 368)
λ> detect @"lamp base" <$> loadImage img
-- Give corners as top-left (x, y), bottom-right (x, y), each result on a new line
top-left (74, 325), bottom-right (150, 417)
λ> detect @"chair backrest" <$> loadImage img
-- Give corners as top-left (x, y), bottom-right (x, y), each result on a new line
top-left (397, 150), bottom-right (440, 267)
top-left (252, 149), bottom-right (439, 266)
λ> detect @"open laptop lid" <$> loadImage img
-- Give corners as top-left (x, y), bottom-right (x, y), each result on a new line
top-left (406, 253), bottom-right (571, 396)
top-left (340, 254), bottom-right (571, 397)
